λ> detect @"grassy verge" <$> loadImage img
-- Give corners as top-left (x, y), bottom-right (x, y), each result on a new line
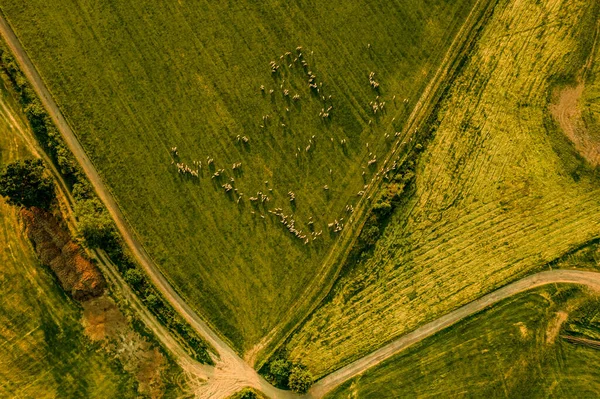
top-left (0, 40), bottom-right (212, 364)
top-left (284, 0), bottom-right (600, 378)
top-left (0, 80), bottom-right (137, 398)
top-left (327, 285), bottom-right (600, 398)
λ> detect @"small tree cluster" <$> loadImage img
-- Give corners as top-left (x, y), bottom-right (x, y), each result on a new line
top-left (0, 159), bottom-right (54, 209)
top-left (75, 197), bottom-right (117, 248)
top-left (266, 358), bottom-right (313, 393)
top-left (288, 367), bottom-right (313, 393)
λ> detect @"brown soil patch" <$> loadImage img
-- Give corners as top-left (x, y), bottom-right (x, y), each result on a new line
top-left (134, 345), bottom-right (167, 398)
top-left (82, 294), bottom-right (167, 398)
top-left (546, 311), bottom-right (568, 344)
top-left (20, 207), bottom-right (105, 300)
top-left (550, 83), bottom-right (600, 165)
top-left (20, 207), bottom-right (168, 397)
top-left (112, 329), bottom-right (167, 398)
top-left (82, 295), bottom-right (129, 341)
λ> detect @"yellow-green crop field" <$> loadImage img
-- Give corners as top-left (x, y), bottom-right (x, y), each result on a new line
top-left (0, 0), bottom-right (477, 353)
top-left (285, 0), bottom-right (600, 377)
top-left (0, 83), bottom-right (135, 398)
top-left (327, 285), bottom-right (600, 398)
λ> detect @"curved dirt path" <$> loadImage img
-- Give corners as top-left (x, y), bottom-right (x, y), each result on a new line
top-left (0, 11), bottom-right (278, 398)
top-left (305, 269), bottom-right (600, 398)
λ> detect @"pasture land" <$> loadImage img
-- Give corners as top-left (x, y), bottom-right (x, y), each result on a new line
top-left (0, 84), bottom-right (136, 398)
top-left (327, 285), bottom-right (600, 398)
top-left (285, 0), bottom-right (600, 377)
top-left (0, 0), bottom-right (477, 351)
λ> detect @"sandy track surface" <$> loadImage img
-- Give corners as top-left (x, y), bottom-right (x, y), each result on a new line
top-left (0, 11), bottom-right (299, 398)
top-left (306, 269), bottom-right (600, 398)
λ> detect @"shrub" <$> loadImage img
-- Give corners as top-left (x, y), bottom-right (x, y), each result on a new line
top-left (288, 367), bottom-right (313, 393)
top-left (268, 358), bottom-right (291, 387)
top-left (144, 293), bottom-right (160, 309)
top-left (75, 198), bottom-right (117, 247)
top-left (372, 199), bottom-right (392, 218)
top-left (360, 221), bottom-right (381, 248)
top-left (0, 159), bottom-right (54, 208)
top-left (124, 268), bottom-right (144, 288)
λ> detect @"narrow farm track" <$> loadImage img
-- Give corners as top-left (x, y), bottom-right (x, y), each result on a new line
top-left (0, 11), bottom-right (275, 398)
top-left (306, 270), bottom-right (600, 398)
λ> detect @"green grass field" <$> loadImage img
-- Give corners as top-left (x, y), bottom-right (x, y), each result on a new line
top-left (0, 83), bottom-right (136, 398)
top-left (327, 285), bottom-right (600, 398)
top-left (285, 0), bottom-right (600, 377)
top-left (0, 0), bottom-right (478, 351)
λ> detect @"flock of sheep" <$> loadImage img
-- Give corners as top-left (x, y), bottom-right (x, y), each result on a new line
top-left (167, 44), bottom-right (413, 246)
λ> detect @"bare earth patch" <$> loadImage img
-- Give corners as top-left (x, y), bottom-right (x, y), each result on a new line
top-left (550, 83), bottom-right (600, 165)
top-left (82, 295), bottom-right (129, 341)
top-left (546, 311), bottom-right (568, 344)
top-left (20, 207), bottom-right (106, 300)
top-left (82, 294), bottom-right (167, 398)
top-left (20, 207), bottom-right (168, 398)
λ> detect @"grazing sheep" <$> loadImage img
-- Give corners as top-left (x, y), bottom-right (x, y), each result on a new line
top-left (368, 71), bottom-right (380, 89)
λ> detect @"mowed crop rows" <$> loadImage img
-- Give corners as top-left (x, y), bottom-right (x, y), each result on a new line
top-left (285, 0), bottom-right (600, 377)
top-left (0, 0), bottom-right (477, 351)
top-left (327, 285), bottom-right (600, 398)
top-left (0, 84), bottom-right (134, 398)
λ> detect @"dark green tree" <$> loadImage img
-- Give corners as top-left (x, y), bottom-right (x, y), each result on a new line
top-left (75, 197), bottom-right (116, 247)
top-left (0, 159), bottom-right (54, 208)
top-left (288, 367), bottom-right (313, 393)
top-left (268, 358), bottom-right (291, 387)
top-left (123, 268), bottom-right (144, 288)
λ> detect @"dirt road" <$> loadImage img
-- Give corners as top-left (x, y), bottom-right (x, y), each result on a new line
top-left (305, 269), bottom-right (600, 397)
top-left (0, 12), bottom-right (277, 398)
